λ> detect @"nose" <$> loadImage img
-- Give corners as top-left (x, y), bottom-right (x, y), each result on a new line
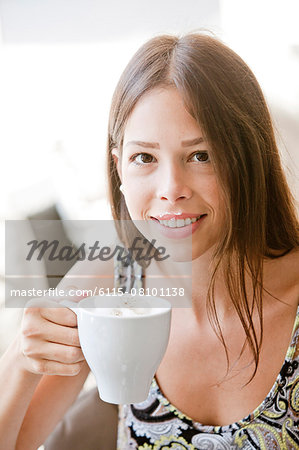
top-left (156, 161), bottom-right (192, 204)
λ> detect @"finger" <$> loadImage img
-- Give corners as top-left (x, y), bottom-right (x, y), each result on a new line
top-left (23, 318), bottom-right (81, 347)
top-left (40, 307), bottom-right (77, 328)
top-left (23, 302), bottom-right (78, 328)
top-left (28, 358), bottom-right (85, 376)
top-left (23, 340), bottom-right (85, 364)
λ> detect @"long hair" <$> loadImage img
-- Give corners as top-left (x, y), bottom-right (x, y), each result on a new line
top-left (107, 33), bottom-right (299, 382)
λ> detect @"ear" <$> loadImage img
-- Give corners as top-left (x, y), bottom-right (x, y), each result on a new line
top-left (111, 148), bottom-right (122, 182)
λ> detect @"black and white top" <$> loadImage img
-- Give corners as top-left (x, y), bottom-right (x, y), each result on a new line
top-left (115, 257), bottom-right (299, 450)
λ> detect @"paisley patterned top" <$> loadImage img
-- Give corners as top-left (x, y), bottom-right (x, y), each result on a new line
top-left (114, 257), bottom-right (299, 449)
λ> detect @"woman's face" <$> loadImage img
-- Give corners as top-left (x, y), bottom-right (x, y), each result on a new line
top-left (112, 87), bottom-right (226, 260)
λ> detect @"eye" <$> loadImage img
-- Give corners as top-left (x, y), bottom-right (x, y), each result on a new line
top-left (130, 153), bottom-right (156, 165)
top-left (189, 151), bottom-right (210, 163)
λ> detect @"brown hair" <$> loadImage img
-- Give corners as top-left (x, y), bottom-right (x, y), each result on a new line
top-left (107, 33), bottom-right (299, 382)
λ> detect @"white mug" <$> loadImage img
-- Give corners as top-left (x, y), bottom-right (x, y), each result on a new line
top-left (61, 295), bottom-right (172, 404)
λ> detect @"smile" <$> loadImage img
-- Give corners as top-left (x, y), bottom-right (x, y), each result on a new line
top-left (149, 214), bottom-right (208, 238)
top-left (155, 216), bottom-right (205, 228)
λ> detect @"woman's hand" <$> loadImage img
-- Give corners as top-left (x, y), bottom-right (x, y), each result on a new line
top-left (20, 298), bottom-right (85, 376)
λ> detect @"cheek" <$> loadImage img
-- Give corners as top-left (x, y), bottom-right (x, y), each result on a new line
top-left (201, 177), bottom-right (222, 209)
top-left (212, 184), bottom-right (227, 225)
top-left (123, 183), bottom-right (152, 218)
top-left (205, 180), bottom-right (227, 226)
top-left (125, 179), bottom-right (152, 199)
top-left (212, 185), bottom-right (222, 210)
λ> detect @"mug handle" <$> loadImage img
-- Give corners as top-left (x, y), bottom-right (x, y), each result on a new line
top-left (60, 300), bottom-right (79, 315)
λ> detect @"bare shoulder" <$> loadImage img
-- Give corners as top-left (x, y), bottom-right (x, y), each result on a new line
top-left (264, 247), bottom-right (299, 307)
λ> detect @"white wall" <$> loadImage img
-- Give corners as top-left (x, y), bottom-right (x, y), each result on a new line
top-left (0, 0), bottom-right (220, 43)
top-left (220, 0), bottom-right (299, 199)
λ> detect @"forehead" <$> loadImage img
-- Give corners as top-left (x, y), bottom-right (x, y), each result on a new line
top-left (123, 87), bottom-right (203, 145)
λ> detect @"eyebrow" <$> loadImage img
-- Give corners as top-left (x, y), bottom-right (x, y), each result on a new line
top-left (124, 137), bottom-right (205, 149)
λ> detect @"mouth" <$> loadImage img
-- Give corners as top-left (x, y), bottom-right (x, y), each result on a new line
top-left (150, 214), bottom-right (207, 228)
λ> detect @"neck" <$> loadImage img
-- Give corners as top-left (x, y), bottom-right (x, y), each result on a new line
top-left (148, 246), bottom-right (247, 322)
top-left (190, 247), bottom-right (236, 323)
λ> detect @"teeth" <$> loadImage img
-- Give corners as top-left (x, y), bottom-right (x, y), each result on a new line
top-left (176, 219), bottom-right (185, 228)
top-left (158, 217), bottom-right (201, 228)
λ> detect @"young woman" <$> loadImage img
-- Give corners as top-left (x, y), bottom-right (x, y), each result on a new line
top-left (0, 33), bottom-right (298, 449)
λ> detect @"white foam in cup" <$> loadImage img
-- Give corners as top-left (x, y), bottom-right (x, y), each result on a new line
top-left (86, 294), bottom-right (169, 317)
top-left (61, 295), bottom-right (172, 404)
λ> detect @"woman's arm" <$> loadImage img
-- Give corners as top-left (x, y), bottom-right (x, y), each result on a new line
top-left (16, 353), bottom-right (90, 450)
top-left (0, 256), bottom-right (114, 450)
top-left (0, 334), bottom-right (41, 450)
top-left (0, 332), bottom-right (89, 450)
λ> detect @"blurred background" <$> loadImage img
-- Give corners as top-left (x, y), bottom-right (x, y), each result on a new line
top-left (1, 0), bottom-right (299, 354)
